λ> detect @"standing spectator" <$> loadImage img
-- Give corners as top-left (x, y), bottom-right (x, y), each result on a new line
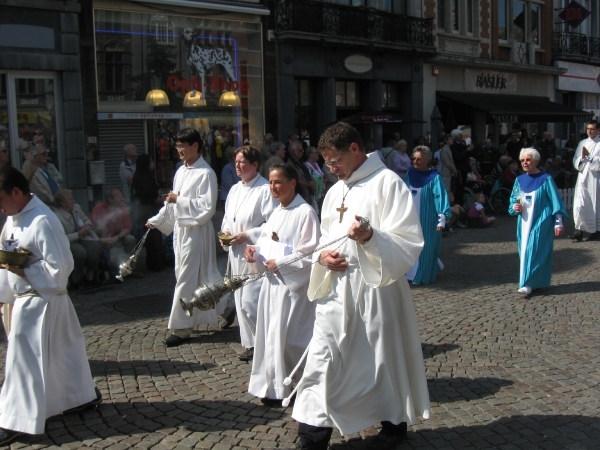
top-left (571, 120), bottom-right (600, 241)
top-left (379, 139), bottom-right (397, 170)
top-left (450, 129), bottom-right (473, 206)
top-left (28, 144), bottom-right (63, 205)
top-left (90, 188), bottom-right (138, 273)
top-left (52, 188), bottom-right (101, 289)
top-left (404, 146), bottom-right (451, 285)
top-left (0, 167), bottom-right (101, 445)
top-left (220, 146), bottom-right (241, 210)
top-left (509, 148), bottom-right (567, 296)
top-left (564, 133), bottom-right (578, 149)
top-left (304, 147), bottom-right (325, 212)
top-left (480, 139), bottom-right (500, 176)
top-left (261, 141), bottom-right (286, 179)
top-left (506, 131), bottom-right (524, 162)
top-left (392, 139), bottom-right (411, 178)
top-left (260, 133), bottom-right (274, 167)
top-left (292, 123), bottom-right (429, 450)
top-left (220, 146), bottom-right (277, 361)
top-left (147, 128), bottom-right (226, 347)
top-left (245, 164), bottom-right (320, 406)
top-left (288, 140), bottom-right (316, 208)
top-left (440, 134), bottom-right (457, 193)
top-left (119, 143), bottom-right (138, 203)
top-left (537, 131), bottom-right (557, 170)
top-left (131, 154), bottom-right (165, 271)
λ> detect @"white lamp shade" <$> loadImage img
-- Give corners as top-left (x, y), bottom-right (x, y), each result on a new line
top-left (183, 90), bottom-right (207, 107)
top-left (145, 89), bottom-right (170, 106)
top-left (218, 91), bottom-right (241, 107)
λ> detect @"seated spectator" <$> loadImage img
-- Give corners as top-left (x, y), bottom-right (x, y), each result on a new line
top-left (468, 192), bottom-right (496, 228)
top-left (466, 157), bottom-right (486, 191)
top-left (502, 160), bottom-right (520, 189)
top-left (52, 188), bottom-right (102, 289)
top-left (27, 144), bottom-right (64, 205)
top-left (90, 188), bottom-right (141, 277)
top-left (447, 191), bottom-right (466, 233)
top-left (545, 156), bottom-right (571, 189)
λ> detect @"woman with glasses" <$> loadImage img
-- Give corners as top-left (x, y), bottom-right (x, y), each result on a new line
top-left (509, 148), bottom-right (567, 296)
top-left (404, 146), bottom-right (451, 285)
top-left (220, 146), bottom-right (277, 361)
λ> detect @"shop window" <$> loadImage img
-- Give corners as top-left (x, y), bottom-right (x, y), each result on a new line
top-left (295, 79), bottom-right (313, 107)
top-left (336, 81), bottom-right (360, 108)
top-left (381, 83), bottom-right (398, 108)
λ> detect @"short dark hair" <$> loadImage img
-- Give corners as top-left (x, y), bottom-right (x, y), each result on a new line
top-left (588, 120), bottom-right (599, 129)
top-left (235, 145), bottom-right (261, 169)
top-left (0, 166), bottom-right (30, 195)
top-left (318, 122), bottom-right (364, 153)
top-left (176, 128), bottom-right (203, 152)
top-left (269, 163), bottom-right (307, 201)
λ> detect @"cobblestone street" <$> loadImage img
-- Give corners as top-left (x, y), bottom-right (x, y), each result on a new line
top-left (2, 215), bottom-right (600, 449)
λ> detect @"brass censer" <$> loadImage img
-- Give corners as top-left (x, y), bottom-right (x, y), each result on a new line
top-left (180, 275), bottom-right (249, 316)
top-left (116, 229), bottom-right (150, 282)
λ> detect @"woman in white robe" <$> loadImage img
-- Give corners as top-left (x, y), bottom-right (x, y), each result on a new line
top-left (220, 146), bottom-right (277, 360)
top-left (0, 170), bottom-right (97, 442)
top-left (245, 163), bottom-right (320, 405)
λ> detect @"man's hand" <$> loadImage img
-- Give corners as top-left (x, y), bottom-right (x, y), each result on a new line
top-left (146, 221), bottom-right (155, 229)
top-left (582, 146), bottom-right (589, 158)
top-left (348, 216), bottom-right (373, 243)
top-left (78, 224), bottom-right (91, 238)
top-left (166, 191), bottom-right (178, 203)
top-left (265, 259), bottom-right (279, 274)
top-left (230, 232), bottom-right (248, 245)
top-left (319, 250), bottom-right (348, 272)
top-left (126, 175), bottom-right (133, 185)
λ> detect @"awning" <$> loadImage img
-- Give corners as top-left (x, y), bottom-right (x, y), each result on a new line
top-left (130, 0), bottom-right (270, 16)
top-left (438, 92), bottom-right (593, 124)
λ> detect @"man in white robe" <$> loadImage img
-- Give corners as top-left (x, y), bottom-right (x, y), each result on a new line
top-left (571, 120), bottom-right (600, 242)
top-left (148, 128), bottom-right (226, 347)
top-left (0, 167), bottom-right (100, 445)
top-left (292, 123), bottom-right (431, 450)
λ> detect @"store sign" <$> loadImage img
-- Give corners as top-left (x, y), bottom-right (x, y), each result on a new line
top-left (166, 75), bottom-right (250, 95)
top-left (465, 70), bottom-right (517, 92)
top-left (557, 61), bottom-right (600, 93)
top-left (344, 55), bottom-right (373, 74)
top-left (558, 1), bottom-right (590, 29)
top-left (97, 113), bottom-right (184, 120)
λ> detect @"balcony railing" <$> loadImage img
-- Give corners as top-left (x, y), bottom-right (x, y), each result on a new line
top-left (552, 31), bottom-right (600, 60)
top-left (276, 0), bottom-right (433, 47)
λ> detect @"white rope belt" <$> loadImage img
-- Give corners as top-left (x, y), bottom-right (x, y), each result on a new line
top-left (14, 289), bottom-right (68, 298)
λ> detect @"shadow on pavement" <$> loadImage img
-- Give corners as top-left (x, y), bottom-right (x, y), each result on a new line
top-left (427, 377), bottom-right (513, 403)
top-left (421, 343), bottom-right (460, 359)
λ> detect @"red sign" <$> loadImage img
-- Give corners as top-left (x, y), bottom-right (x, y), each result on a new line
top-left (167, 75), bottom-right (250, 96)
top-left (558, 1), bottom-right (590, 29)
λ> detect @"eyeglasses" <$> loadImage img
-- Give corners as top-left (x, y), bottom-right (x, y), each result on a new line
top-left (324, 151), bottom-right (346, 168)
top-left (412, 157), bottom-right (424, 162)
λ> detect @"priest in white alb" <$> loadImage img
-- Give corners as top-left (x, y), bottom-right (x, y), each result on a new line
top-left (0, 167), bottom-right (100, 446)
top-left (292, 123), bottom-right (430, 450)
top-left (147, 128), bottom-right (226, 347)
top-left (571, 120), bottom-right (600, 242)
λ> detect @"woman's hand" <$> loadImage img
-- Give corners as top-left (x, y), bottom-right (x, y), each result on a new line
top-left (555, 227), bottom-right (564, 237)
top-left (244, 246), bottom-right (256, 263)
top-left (436, 225), bottom-right (444, 232)
top-left (231, 232), bottom-right (248, 245)
top-left (513, 204), bottom-right (522, 213)
top-left (146, 221), bottom-right (155, 229)
top-left (265, 259), bottom-right (279, 274)
top-left (3, 264), bottom-right (25, 277)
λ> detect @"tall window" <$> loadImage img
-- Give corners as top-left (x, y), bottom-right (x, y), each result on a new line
top-left (381, 83), bottom-right (398, 108)
top-left (498, 0), bottom-right (507, 40)
top-left (150, 15), bottom-right (174, 44)
top-left (437, 0), bottom-right (477, 35)
top-left (531, 5), bottom-right (540, 45)
top-left (512, 1), bottom-right (525, 43)
top-left (437, 0), bottom-right (446, 29)
top-left (336, 81), bottom-right (360, 108)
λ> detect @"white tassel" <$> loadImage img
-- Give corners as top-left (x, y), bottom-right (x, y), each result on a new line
top-left (283, 377), bottom-right (293, 386)
top-left (282, 382), bottom-right (300, 408)
top-left (283, 341), bottom-right (311, 386)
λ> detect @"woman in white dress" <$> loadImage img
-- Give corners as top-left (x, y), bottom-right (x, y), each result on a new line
top-left (220, 146), bottom-right (277, 361)
top-left (244, 163), bottom-right (320, 406)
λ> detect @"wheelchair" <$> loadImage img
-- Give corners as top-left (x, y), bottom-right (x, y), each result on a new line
top-left (463, 179), bottom-right (511, 216)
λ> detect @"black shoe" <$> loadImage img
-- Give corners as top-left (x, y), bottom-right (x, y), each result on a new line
top-left (219, 308), bottom-right (236, 330)
top-left (238, 348), bottom-right (254, 361)
top-left (569, 230), bottom-right (583, 242)
top-left (367, 426), bottom-right (407, 450)
top-left (0, 429), bottom-right (24, 446)
top-left (260, 397), bottom-right (283, 407)
top-left (295, 437), bottom-right (317, 450)
top-left (64, 387), bottom-right (103, 413)
top-left (586, 232), bottom-right (600, 241)
top-left (164, 334), bottom-right (190, 347)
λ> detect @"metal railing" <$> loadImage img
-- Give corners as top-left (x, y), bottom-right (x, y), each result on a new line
top-left (552, 31), bottom-right (600, 60)
top-left (276, 0), bottom-right (433, 46)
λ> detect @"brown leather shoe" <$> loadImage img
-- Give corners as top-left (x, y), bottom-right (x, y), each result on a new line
top-left (238, 348), bottom-right (254, 361)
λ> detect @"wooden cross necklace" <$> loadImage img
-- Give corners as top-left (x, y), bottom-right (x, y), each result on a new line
top-left (336, 181), bottom-right (358, 223)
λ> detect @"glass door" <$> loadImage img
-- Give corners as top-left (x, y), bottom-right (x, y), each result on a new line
top-left (2, 72), bottom-right (61, 172)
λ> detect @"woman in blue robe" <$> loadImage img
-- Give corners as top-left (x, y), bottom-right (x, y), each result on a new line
top-left (404, 146), bottom-right (451, 285)
top-left (509, 148), bottom-right (567, 296)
